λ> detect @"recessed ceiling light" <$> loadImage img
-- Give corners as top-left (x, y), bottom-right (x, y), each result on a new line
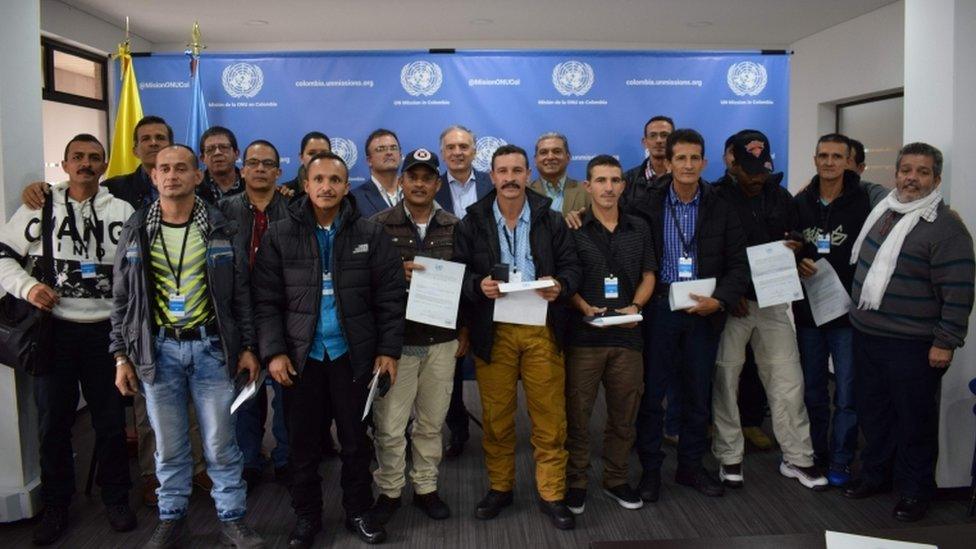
top-left (687, 21), bottom-right (713, 28)
top-left (470, 18), bottom-right (493, 25)
top-left (245, 19), bottom-right (269, 26)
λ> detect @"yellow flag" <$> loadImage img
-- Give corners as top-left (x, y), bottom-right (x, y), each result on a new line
top-left (105, 47), bottom-right (144, 178)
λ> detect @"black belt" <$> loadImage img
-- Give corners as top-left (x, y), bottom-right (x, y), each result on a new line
top-left (161, 322), bottom-right (218, 341)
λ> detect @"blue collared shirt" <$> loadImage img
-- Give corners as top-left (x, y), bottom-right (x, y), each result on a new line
top-left (309, 224), bottom-right (349, 362)
top-left (448, 171), bottom-right (479, 219)
top-left (541, 176), bottom-right (567, 213)
top-left (492, 199), bottom-right (535, 280)
top-left (660, 184), bottom-right (700, 283)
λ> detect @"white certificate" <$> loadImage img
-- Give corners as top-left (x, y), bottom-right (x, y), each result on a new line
top-left (498, 279), bottom-right (555, 293)
top-left (405, 256), bottom-right (465, 329)
top-left (747, 241), bottom-right (804, 308)
top-left (669, 278), bottom-right (717, 311)
top-left (801, 259), bottom-right (852, 326)
top-left (586, 314), bottom-right (643, 327)
top-left (825, 531), bottom-right (936, 549)
top-left (493, 288), bottom-right (548, 326)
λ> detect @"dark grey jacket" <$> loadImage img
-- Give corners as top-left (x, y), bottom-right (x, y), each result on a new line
top-left (108, 202), bottom-right (255, 383)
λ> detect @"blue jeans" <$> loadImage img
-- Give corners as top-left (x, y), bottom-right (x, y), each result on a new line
top-left (142, 334), bottom-right (246, 521)
top-left (797, 326), bottom-right (857, 467)
top-left (636, 296), bottom-right (720, 473)
top-left (236, 378), bottom-right (290, 470)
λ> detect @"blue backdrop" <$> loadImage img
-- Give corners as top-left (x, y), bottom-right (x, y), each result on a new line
top-left (127, 50), bottom-right (789, 185)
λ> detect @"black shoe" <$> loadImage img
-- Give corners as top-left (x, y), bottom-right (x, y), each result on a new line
top-left (242, 467), bottom-right (263, 493)
top-left (538, 499), bottom-right (575, 530)
top-left (219, 519), bottom-right (265, 548)
top-left (675, 467), bottom-right (725, 497)
top-left (105, 503), bottom-right (137, 533)
top-left (413, 490), bottom-right (450, 520)
top-left (843, 478), bottom-right (891, 500)
top-left (603, 484), bottom-right (643, 510)
top-left (444, 439), bottom-right (465, 459)
top-left (719, 463), bottom-right (744, 488)
top-left (638, 471), bottom-right (662, 503)
top-left (371, 494), bottom-right (401, 525)
top-left (274, 463), bottom-right (292, 485)
top-left (345, 514), bottom-right (387, 544)
top-left (565, 488), bottom-right (586, 515)
top-left (144, 517), bottom-right (186, 549)
top-left (32, 505), bottom-right (68, 546)
top-left (893, 497), bottom-right (928, 522)
top-left (287, 516), bottom-right (321, 549)
top-left (474, 489), bottom-right (513, 520)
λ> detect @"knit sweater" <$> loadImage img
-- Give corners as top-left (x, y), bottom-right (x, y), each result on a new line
top-left (850, 201), bottom-right (975, 349)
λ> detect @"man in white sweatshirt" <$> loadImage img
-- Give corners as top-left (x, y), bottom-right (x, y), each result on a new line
top-left (0, 134), bottom-right (135, 545)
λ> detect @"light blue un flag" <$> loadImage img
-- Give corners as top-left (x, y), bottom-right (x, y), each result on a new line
top-left (185, 54), bottom-right (209, 156)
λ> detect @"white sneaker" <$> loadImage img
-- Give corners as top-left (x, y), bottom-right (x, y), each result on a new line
top-left (779, 461), bottom-right (828, 491)
top-left (719, 463), bottom-right (744, 487)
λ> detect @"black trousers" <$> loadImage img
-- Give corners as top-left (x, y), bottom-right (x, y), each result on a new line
top-left (738, 347), bottom-right (768, 428)
top-left (444, 355), bottom-right (471, 441)
top-left (283, 355), bottom-right (372, 518)
top-left (34, 318), bottom-right (130, 507)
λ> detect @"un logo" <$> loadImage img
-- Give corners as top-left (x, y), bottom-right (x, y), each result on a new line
top-left (400, 61), bottom-right (443, 97)
top-left (727, 61), bottom-right (768, 97)
top-left (552, 60), bottom-right (594, 97)
top-left (473, 136), bottom-right (507, 173)
top-left (221, 63), bottom-right (264, 99)
top-left (331, 137), bottom-right (358, 170)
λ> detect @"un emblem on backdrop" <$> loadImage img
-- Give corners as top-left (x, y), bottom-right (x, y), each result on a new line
top-left (473, 136), bottom-right (507, 173)
top-left (221, 62), bottom-right (264, 99)
top-left (726, 61), bottom-right (768, 96)
top-left (400, 61), bottom-right (443, 96)
top-left (552, 60), bottom-right (595, 97)
top-left (331, 137), bottom-right (358, 170)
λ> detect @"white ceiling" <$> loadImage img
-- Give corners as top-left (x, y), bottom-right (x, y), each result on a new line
top-left (60, 0), bottom-right (898, 51)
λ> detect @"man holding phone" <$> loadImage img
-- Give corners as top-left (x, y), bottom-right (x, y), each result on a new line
top-left (252, 152), bottom-right (405, 547)
top-left (454, 144), bottom-right (581, 530)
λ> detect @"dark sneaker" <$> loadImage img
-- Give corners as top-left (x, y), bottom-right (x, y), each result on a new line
top-left (893, 497), bottom-right (928, 522)
top-left (371, 494), bottom-right (401, 525)
top-left (287, 516), bottom-right (321, 549)
top-left (32, 505), bottom-right (68, 546)
top-left (719, 463), bottom-right (744, 488)
top-left (144, 517), bottom-right (186, 549)
top-left (413, 490), bottom-right (450, 520)
top-left (827, 464), bottom-right (852, 487)
top-left (843, 478), bottom-right (891, 499)
top-left (779, 461), bottom-right (828, 491)
top-left (565, 488), bottom-right (586, 515)
top-left (603, 484), bottom-right (643, 510)
top-left (219, 519), bottom-right (265, 548)
top-left (675, 467), bottom-right (725, 497)
top-left (638, 470), bottom-right (662, 503)
top-left (474, 489), bottom-right (513, 520)
top-left (105, 503), bottom-right (137, 532)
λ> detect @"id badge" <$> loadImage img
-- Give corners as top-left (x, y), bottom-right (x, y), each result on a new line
top-left (80, 260), bottom-right (97, 279)
top-left (509, 269), bottom-right (523, 283)
top-left (678, 256), bottom-right (694, 280)
top-left (604, 276), bottom-right (619, 299)
top-left (816, 233), bottom-right (831, 255)
top-left (168, 293), bottom-right (186, 318)
top-left (322, 272), bottom-right (334, 296)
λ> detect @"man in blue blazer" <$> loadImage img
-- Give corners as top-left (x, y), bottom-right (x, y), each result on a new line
top-left (435, 125), bottom-right (493, 458)
top-left (350, 128), bottom-right (403, 218)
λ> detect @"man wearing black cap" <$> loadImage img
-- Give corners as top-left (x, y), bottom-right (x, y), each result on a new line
top-left (369, 149), bottom-right (467, 525)
top-left (710, 131), bottom-right (826, 491)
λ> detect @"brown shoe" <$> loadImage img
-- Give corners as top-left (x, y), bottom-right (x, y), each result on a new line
top-left (142, 475), bottom-right (160, 507)
top-left (193, 471), bottom-right (213, 493)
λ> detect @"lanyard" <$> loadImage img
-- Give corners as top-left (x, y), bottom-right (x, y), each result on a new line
top-left (666, 198), bottom-right (695, 257)
top-left (64, 188), bottom-right (104, 261)
top-left (502, 223), bottom-right (518, 266)
top-left (159, 224), bottom-right (191, 292)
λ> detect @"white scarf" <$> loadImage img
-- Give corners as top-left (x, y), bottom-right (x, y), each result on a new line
top-left (849, 187), bottom-right (942, 310)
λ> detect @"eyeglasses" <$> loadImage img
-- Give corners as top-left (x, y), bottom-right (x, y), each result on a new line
top-left (204, 143), bottom-right (234, 155)
top-left (372, 145), bottom-right (400, 154)
top-left (244, 159), bottom-right (278, 168)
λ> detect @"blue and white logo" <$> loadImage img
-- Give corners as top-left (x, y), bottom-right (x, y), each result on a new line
top-left (221, 63), bottom-right (264, 98)
top-left (331, 137), bottom-right (358, 170)
top-left (552, 60), bottom-right (595, 97)
top-left (400, 61), bottom-right (443, 96)
top-left (473, 136), bottom-right (507, 173)
top-left (726, 61), bottom-right (768, 96)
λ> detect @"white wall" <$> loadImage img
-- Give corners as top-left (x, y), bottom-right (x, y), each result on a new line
top-left (40, 0), bottom-right (152, 55)
top-left (788, 1), bottom-right (904, 191)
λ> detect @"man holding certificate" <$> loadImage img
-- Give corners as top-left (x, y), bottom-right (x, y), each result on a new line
top-left (454, 144), bottom-right (581, 530)
top-left (563, 155), bottom-right (657, 515)
top-left (710, 130), bottom-right (826, 492)
top-left (369, 149), bottom-right (467, 525)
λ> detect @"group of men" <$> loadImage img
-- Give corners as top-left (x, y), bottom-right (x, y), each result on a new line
top-left (0, 111), bottom-right (971, 549)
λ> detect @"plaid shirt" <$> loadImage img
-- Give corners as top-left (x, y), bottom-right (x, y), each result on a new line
top-left (659, 184), bottom-right (700, 283)
top-left (492, 198), bottom-right (535, 280)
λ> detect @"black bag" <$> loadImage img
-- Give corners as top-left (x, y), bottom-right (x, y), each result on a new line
top-left (0, 197), bottom-right (56, 375)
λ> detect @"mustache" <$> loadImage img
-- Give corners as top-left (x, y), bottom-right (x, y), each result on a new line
top-left (77, 168), bottom-right (95, 175)
top-left (502, 182), bottom-right (520, 189)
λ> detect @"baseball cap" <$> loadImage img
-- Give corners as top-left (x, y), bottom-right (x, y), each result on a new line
top-left (732, 130), bottom-right (774, 175)
top-left (401, 148), bottom-right (440, 173)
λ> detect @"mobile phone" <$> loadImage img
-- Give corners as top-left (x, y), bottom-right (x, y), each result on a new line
top-left (491, 263), bottom-right (510, 282)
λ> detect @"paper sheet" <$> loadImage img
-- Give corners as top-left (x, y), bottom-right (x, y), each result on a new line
top-left (747, 241), bottom-right (804, 308)
top-left (825, 531), bottom-right (936, 549)
top-left (493, 287), bottom-right (548, 326)
top-left (801, 259), bottom-right (852, 326)
top-left (586, 313), bottom-right (643, 327)
top-left (669, 278), bottom-right (717, 311)
top-left (362, 370), bottom-right (381, 421)
top-left (230, 370), bottom-right (267, 414)
top-left (498, 279), bottom-right (556, 293)
top-left (405, 256), bottom-right (465, 329)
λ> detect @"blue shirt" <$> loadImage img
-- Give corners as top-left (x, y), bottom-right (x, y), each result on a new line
top-left (448, 171), bottom-right (479, 219)
top-left (309, 224), bottom-right (349, 362)
top-left (492, 199), bottom-right (535, 280)
top-left (660, 184), bottom-right (700, 283)
top-left (541, 176), bottom-right (567, 213)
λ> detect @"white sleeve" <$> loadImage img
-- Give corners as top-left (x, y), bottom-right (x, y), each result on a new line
top-left (0, 205), bottom-right (42, 300)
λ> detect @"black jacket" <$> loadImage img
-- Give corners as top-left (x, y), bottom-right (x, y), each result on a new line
top-left (252, 195), bottom-right (406, 382)
top-left (197, 168), bottom-right (244, 205)
top-left (791, 171), bottom-right (873, 328)
top-left (218, 191), bottom-right (291, 267)
top-left (453, 189), bottom-right (581, 363)
top-left (102, 166), bottom-right (155, 209)
top-left (622, 159), bottom-right (667, 208)
top-left (712, 171), bottom-right (798, 300)
top-left (623, 175), bottom-right (749, 329)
